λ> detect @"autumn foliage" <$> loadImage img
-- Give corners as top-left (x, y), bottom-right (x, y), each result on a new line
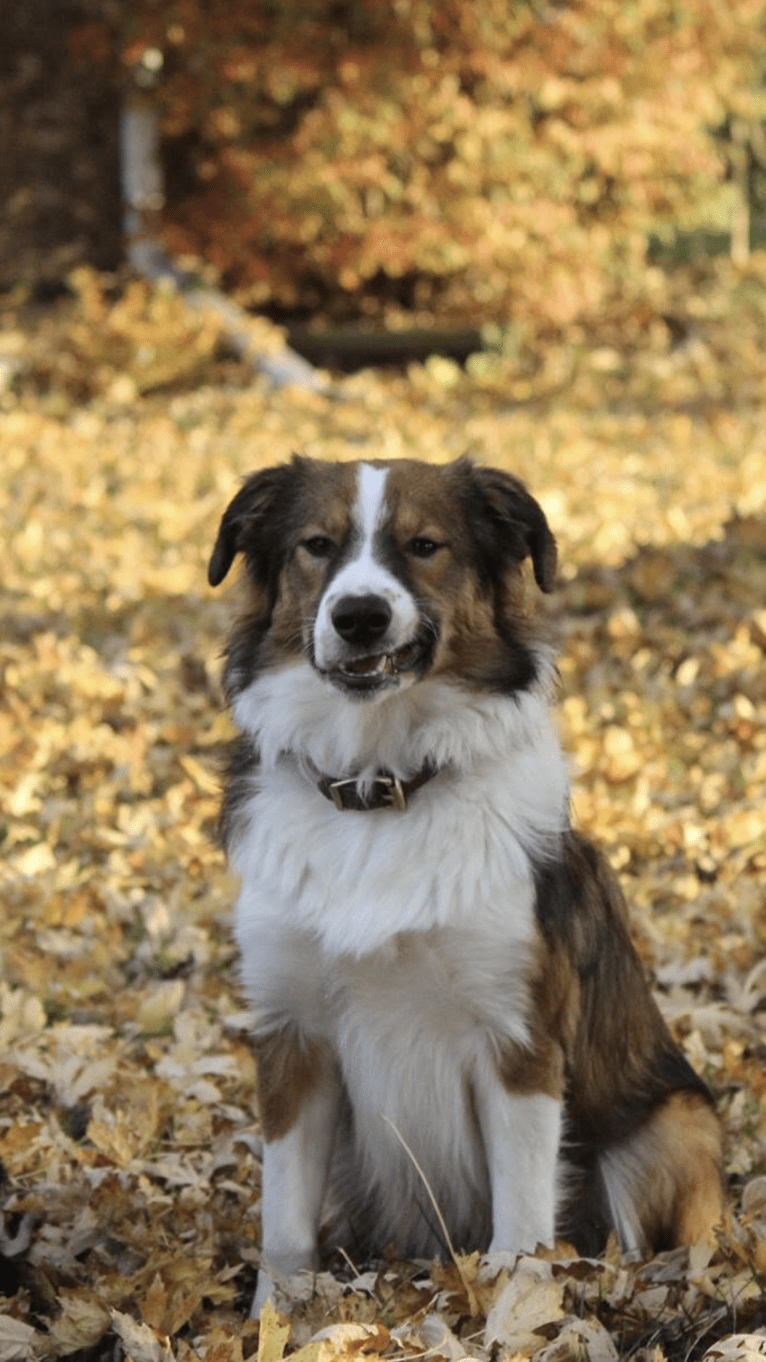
top-left (116, 0), bottom-right (766, 327)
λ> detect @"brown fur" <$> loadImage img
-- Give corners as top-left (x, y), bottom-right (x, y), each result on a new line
top-left (637, 1093), bottom-right (724, 1246)
top-left (253, 1030), bottom-right (337, 1143)
top-left (496, 1029), bottom-right (566, 1100)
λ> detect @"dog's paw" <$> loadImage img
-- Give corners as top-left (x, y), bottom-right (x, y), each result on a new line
top-left (250, 1267), bottom-right (319, 1319)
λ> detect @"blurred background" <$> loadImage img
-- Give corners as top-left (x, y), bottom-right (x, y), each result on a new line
top-left (4, 0), bottom-right (766, 369)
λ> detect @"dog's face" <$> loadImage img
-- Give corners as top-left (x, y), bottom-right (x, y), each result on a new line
top-left (208, 456), bottom-right (556, 702)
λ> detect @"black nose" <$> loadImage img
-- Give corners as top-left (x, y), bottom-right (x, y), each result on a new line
top-left (332, 594), bottom-right (392, 648)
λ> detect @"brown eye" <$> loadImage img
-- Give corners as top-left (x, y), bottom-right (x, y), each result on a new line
top-left (302, 536), bottom-right (336, 559)
top-left (408, 537), bottom-right (442, 559)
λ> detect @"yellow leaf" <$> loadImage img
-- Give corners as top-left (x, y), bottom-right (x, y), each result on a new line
top-left (138, 980), bottom-right (187, 1034)
top-left (14, 842), bottom-right (57, 875)
top-left (87, 1109), bottom-right (136, 1167)
top-left (142, 1273), bottom-right (169, 1332)
top-left (257, 1299), bottom-right (290, 1362)
top-left (303, 1323), bottom-right (391, 1357)
top-left (286, 1345), bottom-right (326, 1362)
top-left (484, 1260), bottom-right (565, 1352)
top-left (179, 753), bottom-right (220, 794)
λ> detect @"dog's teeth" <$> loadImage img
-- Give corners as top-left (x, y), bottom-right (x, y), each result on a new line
top-left (338, 647), bottom-right (422, 679)
top-left (343, 654), bottom-right (385, 675)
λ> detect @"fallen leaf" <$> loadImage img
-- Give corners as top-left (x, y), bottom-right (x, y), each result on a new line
top-left (47, 1292), bottom-right (112, 1354)
top-left (484, 1260), bottom-right (566, 1352)
top-left (257, 1299), bottom-right (291, 1362)
top-left (110, 1309), bottom-right (174, 1362)
top-left (702, 1336), bottom-right (766, 1362)
top-left (534, 1317), bottom-right (620, 1362)
top-left (0, 1316), bottom-right (43, 1362)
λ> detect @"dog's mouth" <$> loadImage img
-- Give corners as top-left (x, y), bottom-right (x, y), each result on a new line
top-left (341, 641), bottom-right (421, 678)
top-left (327, 639), bottom-right (429, 694)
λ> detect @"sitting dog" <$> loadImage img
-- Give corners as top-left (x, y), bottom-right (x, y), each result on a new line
top-left (207, 456), bottom-right (723, 1315)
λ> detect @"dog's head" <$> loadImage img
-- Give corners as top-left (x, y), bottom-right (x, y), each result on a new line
top-left (209, 456), bottom-right (556, 702)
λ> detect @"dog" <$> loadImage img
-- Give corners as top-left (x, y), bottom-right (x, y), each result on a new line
top-left (207, 455), bottom-right (723, 1316)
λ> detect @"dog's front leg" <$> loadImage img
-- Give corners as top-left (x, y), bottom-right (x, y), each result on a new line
top-left (476, 1055), bottom-right (564, 1254)
top-left (251, 1032), bottom-right (341, 1317)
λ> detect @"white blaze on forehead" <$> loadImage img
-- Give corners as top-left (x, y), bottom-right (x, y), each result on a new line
top-left (355, 462), bottom-right (390, 555)
top-left (313, 462), bottom-right (420, 671)
top-left (329, 461), bottom-right (392, 596)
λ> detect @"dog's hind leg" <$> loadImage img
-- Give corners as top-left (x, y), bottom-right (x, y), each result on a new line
top-left (539, 831), bottom-right (724, 1255)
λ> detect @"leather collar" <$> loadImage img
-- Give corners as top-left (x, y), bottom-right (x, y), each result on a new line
top-left (315, 761), bottom-right (439, 811)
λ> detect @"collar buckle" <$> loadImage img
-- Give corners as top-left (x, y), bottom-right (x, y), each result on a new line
top-left (329, 773), bottom-right (408, 812)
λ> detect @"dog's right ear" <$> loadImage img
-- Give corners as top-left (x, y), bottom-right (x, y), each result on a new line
top-left (208, 462), bottom-right (300, 588)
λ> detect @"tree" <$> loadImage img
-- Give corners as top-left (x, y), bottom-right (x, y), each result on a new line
top-left (110, 1), bottom-right (766, 332)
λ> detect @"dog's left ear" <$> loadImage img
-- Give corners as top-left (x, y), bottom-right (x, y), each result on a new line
top-left (208, 462), bottom-right (299, 588)
top-left (468, 463), bottom-right (558, 593)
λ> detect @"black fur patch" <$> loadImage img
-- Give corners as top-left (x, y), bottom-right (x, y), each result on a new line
top-left (456, 459), bottom-right (558, 594)
top-left (534, 829), bottom-right (714, 1147)
top-left (219, 734), bottom-right (261, 851)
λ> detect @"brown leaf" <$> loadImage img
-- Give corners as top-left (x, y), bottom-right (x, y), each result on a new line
top-left (484, 1260), bottom-right (566, 1351)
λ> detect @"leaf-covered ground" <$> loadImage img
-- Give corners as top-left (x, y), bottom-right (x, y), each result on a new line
top-left (1, 274), bottom-right (765, 1361)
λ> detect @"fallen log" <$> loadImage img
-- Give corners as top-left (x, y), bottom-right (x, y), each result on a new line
top-left (286, 324), bottom-right (485, 371)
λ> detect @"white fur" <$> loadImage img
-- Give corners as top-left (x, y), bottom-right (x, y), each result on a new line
top-left (598, 1134), bottom-right (654, 1253)
top-left (480, 1088), bottom-right (563, 1251)
top-left (313, 464), bottom-right (420, 672)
